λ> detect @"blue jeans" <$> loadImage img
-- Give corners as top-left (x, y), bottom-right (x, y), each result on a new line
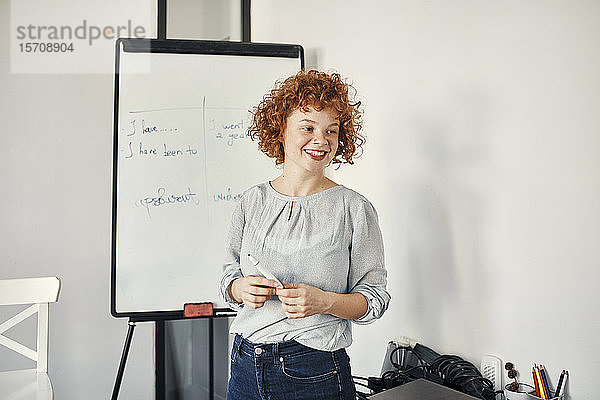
top-left (226, 334), bottom-right (357, 400)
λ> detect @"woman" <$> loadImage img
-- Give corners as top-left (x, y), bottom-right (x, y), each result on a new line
top-left (219, 70), bottom-right (390, 400)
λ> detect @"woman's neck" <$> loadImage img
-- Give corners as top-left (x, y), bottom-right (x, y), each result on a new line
top-left (271, 170), bottom-right (337, 197)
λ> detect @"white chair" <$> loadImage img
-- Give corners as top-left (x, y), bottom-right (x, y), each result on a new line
top-left (0, 277), bottom-right (61, 400)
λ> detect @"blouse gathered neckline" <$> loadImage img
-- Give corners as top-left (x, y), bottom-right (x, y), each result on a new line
top-left (266, 180), bottom-right (344, 201)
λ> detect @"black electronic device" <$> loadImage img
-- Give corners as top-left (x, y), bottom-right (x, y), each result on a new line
top-left (368, 340), bottom-right (498, 400)
top-left (369, 379), bottom-right (479, 399)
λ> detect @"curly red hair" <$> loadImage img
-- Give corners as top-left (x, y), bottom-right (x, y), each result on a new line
top-left (249, 70), bottom-right (364, 166)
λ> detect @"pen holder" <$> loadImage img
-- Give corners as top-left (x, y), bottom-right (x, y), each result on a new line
top-left (504, 383), bottom-right (535, 400)
top-left (526, 390), bottom-right (564, 400)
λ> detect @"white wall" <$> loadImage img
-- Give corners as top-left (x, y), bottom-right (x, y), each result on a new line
top-left (167, 0), bottom-right (240, 41)
top-left (1, 1), bottom-right (599, 399)
top-left (252, 1), bottom-right (600, 399)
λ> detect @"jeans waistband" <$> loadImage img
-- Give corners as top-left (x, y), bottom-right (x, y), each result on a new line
top-left (232, 334), bottom-right (344, 363)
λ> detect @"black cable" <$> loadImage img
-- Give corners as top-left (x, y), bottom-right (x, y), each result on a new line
top-left (430, 354), bottom-right (496, 400)
top-left (372, 362), bottom-right (431, 392)
top-left (389, 345), bottom-right (426, 370)
top-left (357, 343), bottom-right (499, 399)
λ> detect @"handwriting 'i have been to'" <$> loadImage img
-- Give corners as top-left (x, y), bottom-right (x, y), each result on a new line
top-left (123, 118), bottom-right (197, 159)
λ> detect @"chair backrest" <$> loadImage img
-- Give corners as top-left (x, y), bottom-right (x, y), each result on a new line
top-left (0, 277), bottom-right (61, 373)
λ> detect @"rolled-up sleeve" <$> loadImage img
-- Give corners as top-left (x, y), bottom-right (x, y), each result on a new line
top-left (218, 199), bottom-right (246, 311)
top-left (348, 199), bottom-right (391, 325)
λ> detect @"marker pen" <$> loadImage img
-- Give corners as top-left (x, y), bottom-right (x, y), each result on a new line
top-left (247, 254), bottom-right (283, 288)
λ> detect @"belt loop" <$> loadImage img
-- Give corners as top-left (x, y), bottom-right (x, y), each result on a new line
top-left (274, 342), bottom-right (280, 365)
top-left (232, 334), bottom-right (243, 362)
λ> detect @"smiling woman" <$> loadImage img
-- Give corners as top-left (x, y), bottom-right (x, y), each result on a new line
top-left (249, 70), bottom-right (364, 167)
top-left (279, 107), bottom-right (340, 175)
top-left (219, 70), bottom-right (390, 400)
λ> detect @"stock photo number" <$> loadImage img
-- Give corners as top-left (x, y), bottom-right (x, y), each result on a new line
top-left (18, 42), bottom-right (74, 52)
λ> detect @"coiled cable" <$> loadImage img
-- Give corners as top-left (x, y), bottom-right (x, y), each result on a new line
top-left (353, 344), bottom-right (503, 399)
top-left (429, 354), bottom-right (499, 400)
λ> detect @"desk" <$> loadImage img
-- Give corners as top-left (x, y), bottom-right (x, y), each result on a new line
top-left (369, 379), bottom-right (478, 399)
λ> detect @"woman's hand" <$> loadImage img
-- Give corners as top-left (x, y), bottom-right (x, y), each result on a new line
top-left (229, 276), bottom-right (278, 309)
top-left (276, 282), bottom-right (333, 319)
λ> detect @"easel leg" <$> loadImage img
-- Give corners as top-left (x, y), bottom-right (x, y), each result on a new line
top-left (111, 320), bottom-right (136, 400)
top-left (155, 320), bottom-right (166, 400)
top-left (209, 317), bottom-right (214, 400)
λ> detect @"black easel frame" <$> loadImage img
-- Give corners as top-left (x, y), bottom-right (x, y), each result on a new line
top-left (111, 314), bottom-right (225, 400)
top-left (242, 0), bottom-right (251, 42)
top-left (110, 2), bottom-right (305, 399)
top-left (110, 17), bottom-right (303, 324)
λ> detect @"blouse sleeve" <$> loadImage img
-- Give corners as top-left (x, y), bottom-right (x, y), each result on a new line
top-left (347, 199), bottom-right (391, 325)
top-left (218, 199), bottom-right (245, 311)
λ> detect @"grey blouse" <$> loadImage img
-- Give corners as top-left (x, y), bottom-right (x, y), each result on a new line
top-left (218, 182), bottom-right (390, 352)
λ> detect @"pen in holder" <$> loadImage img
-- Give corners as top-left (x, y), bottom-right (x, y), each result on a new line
top-left (505, 362), bottom-right (567, 400)
top-left (526, 390), bottom-right (564, 400)
top-left (529, 365), bottom-right (566, 400)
